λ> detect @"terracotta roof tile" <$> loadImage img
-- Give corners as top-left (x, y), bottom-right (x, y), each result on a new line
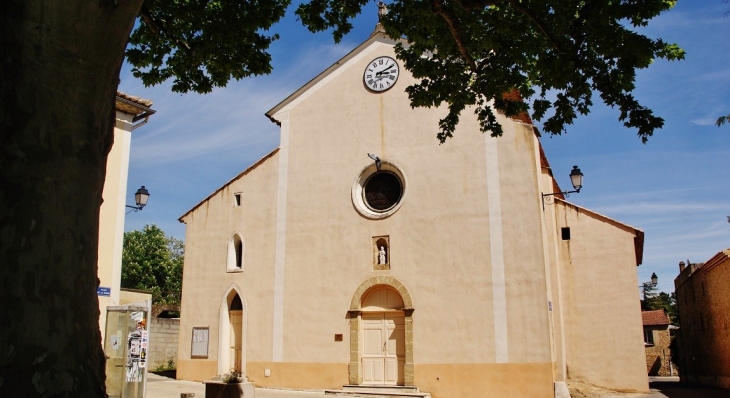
top-left (642, 310), bottom-right (670, 326)
top-left (116, 91), bottom-right (153, 107)
top-left (115, 91), bottom-right (155, 116)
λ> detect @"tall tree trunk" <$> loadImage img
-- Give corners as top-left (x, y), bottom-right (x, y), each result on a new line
top-left (0, 1), bottom-right (143, 395)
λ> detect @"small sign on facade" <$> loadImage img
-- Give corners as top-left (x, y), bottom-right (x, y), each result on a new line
top-left (191, 327), bottom-right (210, 358)
top-left (97, 286), bottom-right (111, 296)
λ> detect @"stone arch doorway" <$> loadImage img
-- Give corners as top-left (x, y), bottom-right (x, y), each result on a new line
top-left (218, 285), bottom-right (246, 377)
top-left (349, 276), bottom-right (414, 386)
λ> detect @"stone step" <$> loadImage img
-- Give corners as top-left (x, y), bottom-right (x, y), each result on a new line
top-left (325, 385), bottom-right (430, 398)
top-left (342, 385), bottom-right (420, 393)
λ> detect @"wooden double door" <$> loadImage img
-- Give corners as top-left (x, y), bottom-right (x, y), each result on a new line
top-left (361, 312), bottom-right (405, 385)
top-left (229, 310), bottom-right (242, 373)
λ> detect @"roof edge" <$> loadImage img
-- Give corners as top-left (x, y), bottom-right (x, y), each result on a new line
top-left (555, 198), bottom-right (644, 266)
top-left (178, 147), bottom-right (281, 222)
top-left (537, 139), bottom-right (564, 200)
top-left (266, 32), bottom-right (402, 122)
top-left (700, 248), bottom-right (730, 273)
top-left (116, 91), bottom-right (155, 116)
top-left (642, 309), bottom-right (670, 326)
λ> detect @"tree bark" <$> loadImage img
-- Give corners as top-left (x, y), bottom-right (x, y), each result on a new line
top-left (0, 0), bottom-right (143, 396)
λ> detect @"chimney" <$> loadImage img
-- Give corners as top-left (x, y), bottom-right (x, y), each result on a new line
top-left (679, 261), bottom-right (686, 273)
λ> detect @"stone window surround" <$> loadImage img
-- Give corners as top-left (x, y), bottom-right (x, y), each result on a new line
top-left (226, 233), bottom-right (245, 273)
top-left (352, 161), bottom-right (407, 220)
top-left (347, 276), bottom-right (414, 386)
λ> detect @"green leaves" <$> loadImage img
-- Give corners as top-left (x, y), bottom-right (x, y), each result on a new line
top-left (124, 0), bottom-right (685, 141)
top-left (126, 0), bottom-right (290, 93)
top-left (121, 225), bottom-right (184, 305)
top-left (298, 0), bottom-right (685, 142)
top-left (296, 0), bottom-right (372, 42)
top-left (717, 114), bottom-right (730, 127)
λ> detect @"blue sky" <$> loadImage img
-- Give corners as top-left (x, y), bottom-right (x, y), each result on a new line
top-left (118, 1), bottom-right (730, 295)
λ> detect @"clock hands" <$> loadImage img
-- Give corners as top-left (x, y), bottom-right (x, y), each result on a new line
top-left (375, 64), bottom-right (395, 77)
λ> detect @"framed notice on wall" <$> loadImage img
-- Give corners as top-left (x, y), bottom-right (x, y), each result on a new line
top-left (191, 327), bottom-right (209, 359)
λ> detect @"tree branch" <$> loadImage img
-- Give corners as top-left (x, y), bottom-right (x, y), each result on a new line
top-left (140, 6), bottom-right (192, 52)
top-left (508, 0), bottom-right (563, 52)
top-left (432, 0), bottom-right (478, 73)
top-left (140, 7), bottom-right (162, 37)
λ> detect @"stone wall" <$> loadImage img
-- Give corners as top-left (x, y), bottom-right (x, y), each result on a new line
top-left (644, 327), bottom-right (675, 376)
top-left (675, 250), bottom-right (730, 389)
top-left (150, 317), bottom-right (180, 370)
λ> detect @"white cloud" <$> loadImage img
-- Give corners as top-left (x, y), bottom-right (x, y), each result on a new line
top-left (691, 116), bottom-right (720, 126)
top-left (594, 201), bottom-right (728, 216)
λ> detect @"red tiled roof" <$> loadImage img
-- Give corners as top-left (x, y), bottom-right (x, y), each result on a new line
top-left (642, 310), bottom-right (670, 326)
top-left (502, 89), bottom-right (533, 125)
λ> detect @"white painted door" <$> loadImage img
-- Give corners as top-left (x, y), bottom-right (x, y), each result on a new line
top-left (362, 313), bottom-right (404, 385)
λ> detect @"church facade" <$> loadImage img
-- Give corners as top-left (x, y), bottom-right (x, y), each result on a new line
top-left (176, 31), bottom-right (648, 397)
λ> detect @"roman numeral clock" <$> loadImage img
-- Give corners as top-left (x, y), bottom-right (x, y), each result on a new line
top-left (363, 56), bottom-right (400, 92)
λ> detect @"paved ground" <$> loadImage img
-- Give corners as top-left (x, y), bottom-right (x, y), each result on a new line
top-left (567, 378), bottom-right (729, 398)
top-left (145, 374), bottom-right (730, 398)
top-left (648, 377), bottom-right (730, 398)
top-left (146, 373), bottom-right (327, 398)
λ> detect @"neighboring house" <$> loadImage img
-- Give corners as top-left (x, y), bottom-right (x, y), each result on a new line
top-left (674, 250), bottom-right (730, 389)
top-left (97, 92), bottom-right (155, 343)
top-left (642, 310), bottom-right (675, 376)
top-left (175, 27), bottom-right (649, 398)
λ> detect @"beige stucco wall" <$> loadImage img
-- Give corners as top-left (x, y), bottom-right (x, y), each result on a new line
top-left (274, 39), bottom-right (551, 368)
top-left (119, 289), bottom-right (152, 305)
top-left (177, 35), bottom-right (645, 397)
top-left (553, 201), bottom-right (648, 392)
top-left (97, 110), bottom-right (135, 342)
top-left (538, 163), bottom-right (567, 383)
top-left (177, 150), bottom-right (280, 377)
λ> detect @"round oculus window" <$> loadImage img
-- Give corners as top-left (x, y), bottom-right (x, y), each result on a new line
top-left (363, 171), bottom-right (403, 211)
top-left (352, 162), bottom-right (407, 220)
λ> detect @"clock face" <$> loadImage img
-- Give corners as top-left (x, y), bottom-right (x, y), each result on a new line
top-left (363, 56), bottom-right (400, 92)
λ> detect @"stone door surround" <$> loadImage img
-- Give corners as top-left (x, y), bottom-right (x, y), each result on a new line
top-left (348, 276), bottom-right (414, 386)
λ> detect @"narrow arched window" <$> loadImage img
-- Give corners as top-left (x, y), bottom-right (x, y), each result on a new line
top-left (227, 234), bottom-right (244, 272)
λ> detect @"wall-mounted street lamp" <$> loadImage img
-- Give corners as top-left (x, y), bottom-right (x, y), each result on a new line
top-left (650, 272), bottom-right (658, 286)
top-left (542, 166), bottom-right (584, 208)
top-left (126, 186), bottom-right (150, 214)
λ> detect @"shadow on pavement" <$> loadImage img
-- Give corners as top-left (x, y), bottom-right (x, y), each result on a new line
top-left (149, 369), bottom-right (177, 379)
top-left (650, 380), bottom-right (730, 398)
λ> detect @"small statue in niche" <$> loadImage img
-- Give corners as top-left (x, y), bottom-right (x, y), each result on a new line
top-left (378, 246), bottom-right (387, 265)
